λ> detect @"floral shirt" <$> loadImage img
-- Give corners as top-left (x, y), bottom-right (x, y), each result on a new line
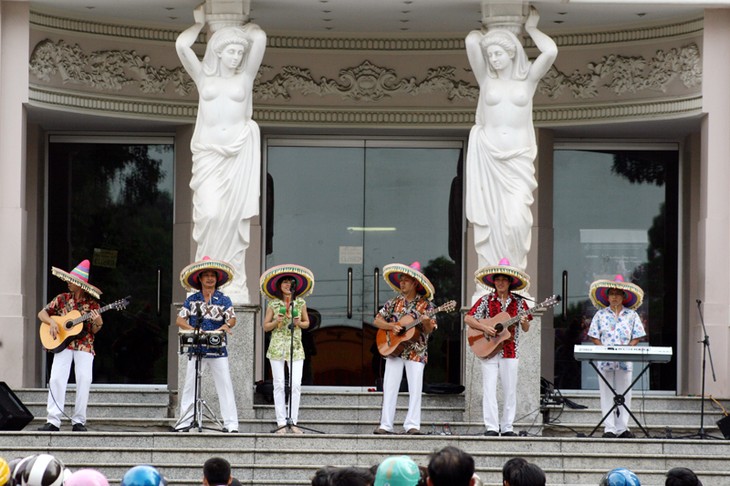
top-left (378, 294), bottom-right (435, 364)
top-left (588, 306), bottom-right (646, 372)
top-left (178, 290), bottom-right (235, 358)
top-left (467, 292), bottom-right (531, 359)
top-left (266, 298), bottom-right (307, 361)
top-left (45, 292), bottom-right (101, 355)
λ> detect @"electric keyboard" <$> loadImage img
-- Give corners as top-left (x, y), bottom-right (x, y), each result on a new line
top-left (574, 345), bottom-right (673, 363)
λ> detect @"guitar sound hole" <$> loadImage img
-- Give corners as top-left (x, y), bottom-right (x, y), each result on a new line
top-left (494, 324), bottom-right (503, 333)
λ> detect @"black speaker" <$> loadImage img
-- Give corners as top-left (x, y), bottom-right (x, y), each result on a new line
top-left (717, 415), bottom-right (730, 440)
top-left (0, 382), bottom-right (34, 430)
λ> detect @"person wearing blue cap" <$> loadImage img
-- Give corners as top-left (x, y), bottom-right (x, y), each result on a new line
top-left (600, 468), bottom-right (641, 486)
top-left (374, 456), bottom-right (421, 486)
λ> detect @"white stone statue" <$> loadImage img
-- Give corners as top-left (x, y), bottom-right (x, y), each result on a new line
top-left (465, 6), bottom-right (557, 274)
top-left (176, 5), bottom-right (266, 303)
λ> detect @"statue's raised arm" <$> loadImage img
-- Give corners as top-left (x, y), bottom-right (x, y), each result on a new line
top-left (465, 6), bottom-right (557, 287)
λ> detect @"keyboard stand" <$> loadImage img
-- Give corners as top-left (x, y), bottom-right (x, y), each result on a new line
top-left (587, 359), bottom-right (652, 438)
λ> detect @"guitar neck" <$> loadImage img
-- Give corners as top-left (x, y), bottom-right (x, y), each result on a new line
top-left (71, 301), bottom-right (117, 325)
top-left (402, 303), bottom-right (450, 331)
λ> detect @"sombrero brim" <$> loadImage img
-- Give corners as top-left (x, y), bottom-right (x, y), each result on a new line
top-left (260, 264), bottom-right (315, 300)
top-left (382, 263), bottom-right (435, 300)
top-left (180, 259), bottom-right (234, 291)
top-left (589, 279), bottom-right (644, 310)
top-left (51, 267), bottom-right (102, 299)
top-left (474, 264), bottom-right (530, 292)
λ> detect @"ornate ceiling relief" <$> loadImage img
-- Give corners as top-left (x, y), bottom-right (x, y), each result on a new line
top-left (539, 43), bottom-right (701, 100)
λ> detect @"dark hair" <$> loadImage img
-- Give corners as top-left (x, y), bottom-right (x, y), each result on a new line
top-left (311, 466), bottom-right (337, 486)
top-left (273, 276), bottom-right (298, 300)
top-left (666, 467), bottom-right (702, 486)
top-left (329, 467), bottom-right (373, 486)
top-left (502, 457), bottom-right (528, 484)
top-left (503, 458), bottom-right (546, 486)
top-left (427, 446), bottom-right (475, 486)
top-left (197, 270), bottom-right (220, 289)
top-left (203, 457), bottom-right (231, 485)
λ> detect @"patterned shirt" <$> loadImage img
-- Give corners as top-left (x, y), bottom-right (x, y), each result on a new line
top-left (467, 292), bottom-right (531, 359)
top-left (378, 294), bottom-right (435, 364)
top-left (588, 306), bottom-right (646, 371)
top-left (178, 290), bottom-right (235, 358)
top-left (266, 298), bottom-right (307, 361)
top-left (45, 292), bottom-right (101, 355)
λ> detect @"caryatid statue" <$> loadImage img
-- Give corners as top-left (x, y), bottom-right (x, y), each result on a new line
top-left (176, 1), bottom-right (266, 303)
top-left (465, 5), bottom-right (557, 283)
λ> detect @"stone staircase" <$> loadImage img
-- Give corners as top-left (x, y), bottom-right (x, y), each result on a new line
top-left (1, 388), bottom-right (729, 485)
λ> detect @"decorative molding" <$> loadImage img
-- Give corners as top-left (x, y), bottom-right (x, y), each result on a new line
top-left (256, 60), bottom-right (477, 102)
top-left (28, 85), bottom-right (702, 128)
top-left (539, 43), bottom-right (702, 100)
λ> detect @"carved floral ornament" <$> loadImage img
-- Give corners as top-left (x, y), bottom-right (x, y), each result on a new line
top-left (29, 38), bottom-right (701, 103)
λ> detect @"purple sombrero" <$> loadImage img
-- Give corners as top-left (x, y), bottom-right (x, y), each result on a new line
top-left (474, 258), bottom-right (530, 292)
top-left (51, 259), bottom-right (102, 299)
top-left (180, 256), bottom-right (234, 291)
top-left (382, 261), bottom-right (435, 300)
top-left (589, 274), bottom-right (644, 310)
top-left (260, 264), bottom-right (315, 300)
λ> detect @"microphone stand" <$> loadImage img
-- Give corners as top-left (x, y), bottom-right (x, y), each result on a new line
top-left (174, 300), bottom-right (225, 433)
top-left (684, 299), bottom-right (721, 439)
top-left (271, 290), bottom-right (323, 434)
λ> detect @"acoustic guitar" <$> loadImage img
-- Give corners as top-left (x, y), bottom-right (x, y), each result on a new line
top-left (39, 296), bottom-right (130, 353)
top-left (376, 300), bottom-right (457, 357)
top-left (467, 295), bottom-right (560, 358)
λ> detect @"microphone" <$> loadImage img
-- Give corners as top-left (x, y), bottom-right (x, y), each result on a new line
top-left (696, 299), bottom-right (702, 305)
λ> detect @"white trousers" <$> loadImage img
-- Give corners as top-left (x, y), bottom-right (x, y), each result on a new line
top-left (379, 356), bottom-right (424, 432)
top-left (598, 368), bottom-right (633, 434)
top-left (270, 359), bottom-right (304, 426)
top-left (45, 348), bottom-right (94, 427)
top-left (179, 356), bottom-right (238, 431)
top-left (480, 354), bottom-right (519, 433)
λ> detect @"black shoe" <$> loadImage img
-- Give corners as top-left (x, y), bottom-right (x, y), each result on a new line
top-left (72, 423), bottom-right (87, 432)
top-left (601, 431), bottom-right (617, 438)
top-left (37, 422), bottom-right (60, 432)
top-left (618, 430), bottom-right (635, 438)
top-left (222, 428), bottom-right (239, 433)
top-left (501, 431), bottom-right (518, 437)
top-left (484, 430), bottom-right (499, 437)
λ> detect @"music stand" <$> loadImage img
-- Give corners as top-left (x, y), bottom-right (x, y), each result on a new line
top-left (173, 304), bottom-right (225, 433)
top-left (270, 293), bottom-right (323, 434)
top-left (586, 358), bottom-right (652, 438)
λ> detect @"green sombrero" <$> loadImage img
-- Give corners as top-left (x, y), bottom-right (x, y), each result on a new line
top-left (260, 264), bottom-right (315, 300)
top-left (382, 261), bottom-right (435, 300)
top-left (180, 256), bottom-right (234, 291)
top-left (589, 274), bottom-right (644, 310)
top-left (51, 259), bottom-right (102, 299)
top-left (474, 258), bottom-right (530, 292)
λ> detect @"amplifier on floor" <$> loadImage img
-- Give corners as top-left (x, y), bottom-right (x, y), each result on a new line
top-left (0, 381), bottom-right (34, 430)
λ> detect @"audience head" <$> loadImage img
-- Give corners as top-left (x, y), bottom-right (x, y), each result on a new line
top-left (203, 457), bottom-right (232, 486)
top-left (427, 446), bottom-right (475, 486)
top-left (121, 465), bottom-right (167, 486)
top-left (665, 467), bottom-right (702, 486)
top-left (65, 469), bottom-right (110, 486)
top-left (311, 466), bottom-right (337, 486)
top-left (329, 467), bottom-right (374, 486)
top-left (14, 454), bottom-right (66, 486)
top-left (374, 456), bottom-right (421, 486)
top-left (502, 457), bottom-right (546, 486)
top-left (0, 457), bottom-right (9, 486)
top-left (600, 468), bottom-right (641, 486)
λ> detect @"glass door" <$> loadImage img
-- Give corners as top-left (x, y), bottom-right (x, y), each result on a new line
top-left (265, 139), bottom-right (463, 387)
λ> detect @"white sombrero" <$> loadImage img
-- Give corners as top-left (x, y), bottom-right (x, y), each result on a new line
top-left (51, 259), bottom-right (102, 299)
top-left (382, 261), bottom-right (434, 300)
top-left (179, 256), bottom-right (234, 291)
top-left (474, 258), bottom-right (530, 292)
top-left (260, 264), bottom-right (315, 300)
top-left (589, 274), bottom-right (644, 310)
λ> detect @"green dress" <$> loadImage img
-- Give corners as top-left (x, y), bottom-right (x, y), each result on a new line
top-left (266, 298), bottom-right (307, 361)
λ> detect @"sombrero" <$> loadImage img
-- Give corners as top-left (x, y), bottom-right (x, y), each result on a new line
top-left (382, 261), bottom-right (435, 300)
top-left (589, 274), bottom-right (643, 310)
top-left (179, 256), bottom-right (234, 291)
top-left (51, 259), bottom-right (102, 299)
top-left (474, 257), bottom-right (529, 292)
top-left (260, 264), bottom-right (315, 300)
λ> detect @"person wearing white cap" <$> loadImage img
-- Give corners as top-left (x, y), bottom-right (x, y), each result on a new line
top-left (37, 259), bottom-right (103, 432)
top-left (373, 261), bottom-right (437, 435)
top-left (175, 256), bottom-right (239, 433)
top-left (588, 274), bottom-right (646, 438)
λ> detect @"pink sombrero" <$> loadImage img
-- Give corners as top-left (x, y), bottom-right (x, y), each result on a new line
top-left (474, 258), bottom-right (530, 292)
top-left (52, 259), bottom-right (102, 299)
top-left (179, 256), bottom-right (234, 291)
top-left (382, 261), bottom-right (435, 300)
top-left (260, 264), bottom-right (315, 300)
top-left (589, 274), bottom-right (644, 310)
